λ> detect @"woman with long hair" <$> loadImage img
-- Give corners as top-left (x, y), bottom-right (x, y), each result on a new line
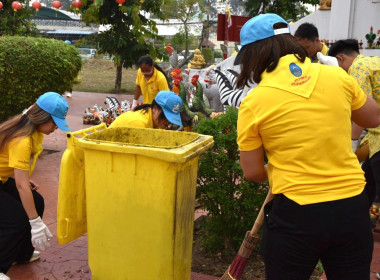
top-left (236, 13), bottom-right (380, 280)
top-left (0, 92), bottom-right (70, 280)
top-left (110, 90), bottom-right (182, 129)
top-left (132, 56), bottom-right (170, 109)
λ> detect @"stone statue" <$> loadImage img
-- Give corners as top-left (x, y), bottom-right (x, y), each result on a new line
top-left (366, 26), bottom-right (377, 49)
top-left (189, 49), bottom-right (206, 69)
top-left (319, 0), bottom-right (332, 10)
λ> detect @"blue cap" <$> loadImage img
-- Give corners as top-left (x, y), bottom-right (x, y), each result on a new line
top-left (154, 91), bottom-right (183, 127)
top-left (36, 92), bottom-right (70, 131)
top-left (234, 13), bottom-right (290, 65)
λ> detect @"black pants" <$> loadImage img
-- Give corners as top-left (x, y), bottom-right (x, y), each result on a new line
top-left (261, 191), bottom-right (373, 280)
top-left (0, 178), bottom-right (44, 274)
top-left (362, 150), bottom-right (380, 204)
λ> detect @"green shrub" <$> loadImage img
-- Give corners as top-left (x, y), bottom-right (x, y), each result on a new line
top-left (201, 47), bottom-right (214, 65)
top-left (0, 36), bottom-right (82, 122)
top-left (214, 50), bottom-right (223, 59)
top-left (194, 107), bottom-right (269, 255)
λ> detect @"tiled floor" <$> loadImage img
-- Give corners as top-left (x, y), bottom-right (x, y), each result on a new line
top-left (5, 91), bottom-right (380, 280)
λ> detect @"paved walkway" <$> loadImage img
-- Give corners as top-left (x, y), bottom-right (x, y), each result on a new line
top-left (6, 91), bottom-right (380, 279)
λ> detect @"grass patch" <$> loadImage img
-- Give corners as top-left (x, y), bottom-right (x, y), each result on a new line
top-left (73, 58), bottom-right (137, 94)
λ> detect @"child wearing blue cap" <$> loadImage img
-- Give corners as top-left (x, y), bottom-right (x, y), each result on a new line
top-left (0, 92), bottom-right (70, 280)
top-left (235, 13), bottom-right (380, 280)
top-left (110, 90), bottom-right (182, 129)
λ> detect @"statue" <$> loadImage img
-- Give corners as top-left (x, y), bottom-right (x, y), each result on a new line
top-left (365, 26), bottom-right (377, 49)
top-left (189, 49), bottom-right (206, 69)
top-left (319, 0), bottom-right (331, 10)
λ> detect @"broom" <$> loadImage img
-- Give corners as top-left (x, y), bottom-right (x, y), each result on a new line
top-left (220, 189), bottom-right (274, 280)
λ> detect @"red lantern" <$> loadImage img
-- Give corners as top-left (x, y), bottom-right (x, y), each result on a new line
top-left (32, 1), bottom-right (41, 12)
top-left (52, 0), bottom-right (62, 10)
top-left (72, 0), bottom-right (82, 10)
top-left (116, 0), bottom-right (125, 6)
top-left (0, 1), bottom-right (3, 9)
top-left (12, 1), bottom-right (22, 11)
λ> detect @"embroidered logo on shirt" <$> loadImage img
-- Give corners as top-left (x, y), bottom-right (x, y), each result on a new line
top-left (172, 103), bottom-right (180, 113)
top-left (289, 63), bottom-right (302, 77)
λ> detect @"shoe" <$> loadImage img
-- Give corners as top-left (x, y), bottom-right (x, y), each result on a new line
top-left (12, 250), bottom-right (40, 265)
top-left (376, 272), bottom-right (380, 279)
top-left (0, 273), bottom-right (10, 280)
top-left (66, 92), bottom-right (72, 98)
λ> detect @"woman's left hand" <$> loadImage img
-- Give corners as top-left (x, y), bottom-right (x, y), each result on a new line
top-left (29, 180), bottom-right (39, 191)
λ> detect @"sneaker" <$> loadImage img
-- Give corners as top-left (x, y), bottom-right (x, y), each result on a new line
top-left (376, 272), bottom-right (380, 279)
top-left (0, 273), bottom-right (10, 280)
top-left (66, 92), bottom-right (72, 98)
top-left (12, 250), bottom-right (40, 265)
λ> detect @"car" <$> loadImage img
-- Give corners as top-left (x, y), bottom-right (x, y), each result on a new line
top-left (78, 48), bottom-right (97, 60)
top-left (178, 50), bottom-right (195, 61)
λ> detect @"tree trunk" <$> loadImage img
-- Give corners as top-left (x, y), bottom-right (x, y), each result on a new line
top-left (115, 65), bottom-right (122, 91)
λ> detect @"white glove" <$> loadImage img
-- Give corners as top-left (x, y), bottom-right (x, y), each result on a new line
top-left (317, 52), bottom-right (339, 66)
top-left (352, 139), bottom-right (359, 153)
top-left (132, 99), bottom-right (138, 109)
top-left (29, 216), bottom-right (53, 251)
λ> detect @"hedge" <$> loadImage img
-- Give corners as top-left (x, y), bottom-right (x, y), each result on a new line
top-left (0, 36), bottom-right (82, 122)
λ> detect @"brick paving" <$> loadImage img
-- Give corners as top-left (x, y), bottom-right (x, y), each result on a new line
top-left (5, 91), bottom-right (380, 280)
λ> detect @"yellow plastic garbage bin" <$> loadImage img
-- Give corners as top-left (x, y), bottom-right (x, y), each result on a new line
top-left (57, 126), bottom-right (213, 280)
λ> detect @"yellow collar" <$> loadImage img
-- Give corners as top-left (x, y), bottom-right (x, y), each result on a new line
top-left (259, 54), bottom-right (320, 98)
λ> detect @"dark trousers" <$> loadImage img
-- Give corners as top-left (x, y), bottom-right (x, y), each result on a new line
top-left (261, 191), bottom-right (373, 280)
top-left (0, 178), bottom-right (44, 273)
top-left (362, 150), bottom-right (380, 204)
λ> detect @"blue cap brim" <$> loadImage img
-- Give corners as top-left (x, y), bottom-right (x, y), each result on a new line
top-left (52, 115), bottom-right (70, 131)
top-left (163, 109), bottom-right (182, 127)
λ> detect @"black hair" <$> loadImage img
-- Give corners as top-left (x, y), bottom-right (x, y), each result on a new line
top-left (137, 56), bottom-right (172, 90)
top-left (328, 39), bottom-right (360, 57)
top-left (133, 100), bottom-right (167, 121)
top-left (294, 22), bottom-right (319, 41)
top-left (237, 22), bottom-right (307, 87)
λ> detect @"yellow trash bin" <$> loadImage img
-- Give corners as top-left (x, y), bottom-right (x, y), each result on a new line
top-left (58, 126), bottom-right (213, 280)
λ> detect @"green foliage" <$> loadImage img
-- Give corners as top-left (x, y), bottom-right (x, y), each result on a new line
top-left (78, 0), bottom-right (167, 68)
top-left (162, 0), bottom-right (206, 57)
top-left (245, 0), bottom-right (319, 21)
top-left (194, 107), bottom-right (269, 255)
top-left (0, 1), bottom-right (40, 36)
top-left (170, 32), bottom-right (196, 53)
top-left (214, 50), bottom-right (222, 59)
top-left (0, 37), bottom-right (82, 122)
top-left (201, 47), bottom-right (214, 65)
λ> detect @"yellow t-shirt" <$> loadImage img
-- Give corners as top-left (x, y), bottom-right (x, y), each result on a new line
top-left (109, 109), bottom-right (154, 128)
top-left (136, 68), bottom-right (169, 104)
top-left (312, 42), bottom-right (329, 63)
top-left (237, 54), bottom-right (367, 205)
top-left (0, 130), bottom-right (44, 183)
top-left (349, 54), bottom-right (380, 158)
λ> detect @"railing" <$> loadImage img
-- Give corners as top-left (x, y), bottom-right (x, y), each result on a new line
top-left (30, 19), bottom-right (98, 29)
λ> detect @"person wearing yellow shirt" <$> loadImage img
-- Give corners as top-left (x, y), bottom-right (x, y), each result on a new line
top-left (294, 22), bottom-right (329, 63)
top-left (110, 90), bottom-right (182, 129)
top-left (133, 56), bottom-right (170, 109)
top-left (0, 92), bottom-right (70, 280)
top-left (328, 39), bottom-right (380, 205)
top-left (235, 14), bottom-right (380, 280)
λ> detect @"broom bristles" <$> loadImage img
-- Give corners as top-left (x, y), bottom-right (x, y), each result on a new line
top-left (219, 231), bottom-right (260, 280)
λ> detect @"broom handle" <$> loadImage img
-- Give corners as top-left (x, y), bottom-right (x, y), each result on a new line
top-left (249, 189), bottom-right (274, 235)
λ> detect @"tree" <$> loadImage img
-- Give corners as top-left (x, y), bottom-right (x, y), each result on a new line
top-left (0, 0), bottom-right (40, 36)
top-left (161, 0), bottom-right (206, 60)
top-left (245, 0), bottom-right (319, 21)
top-left (74, 0), bottom-right (167, 91)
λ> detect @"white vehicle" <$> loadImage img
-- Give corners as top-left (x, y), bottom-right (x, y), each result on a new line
top-left (78, 48), bottom-right (97, 60)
